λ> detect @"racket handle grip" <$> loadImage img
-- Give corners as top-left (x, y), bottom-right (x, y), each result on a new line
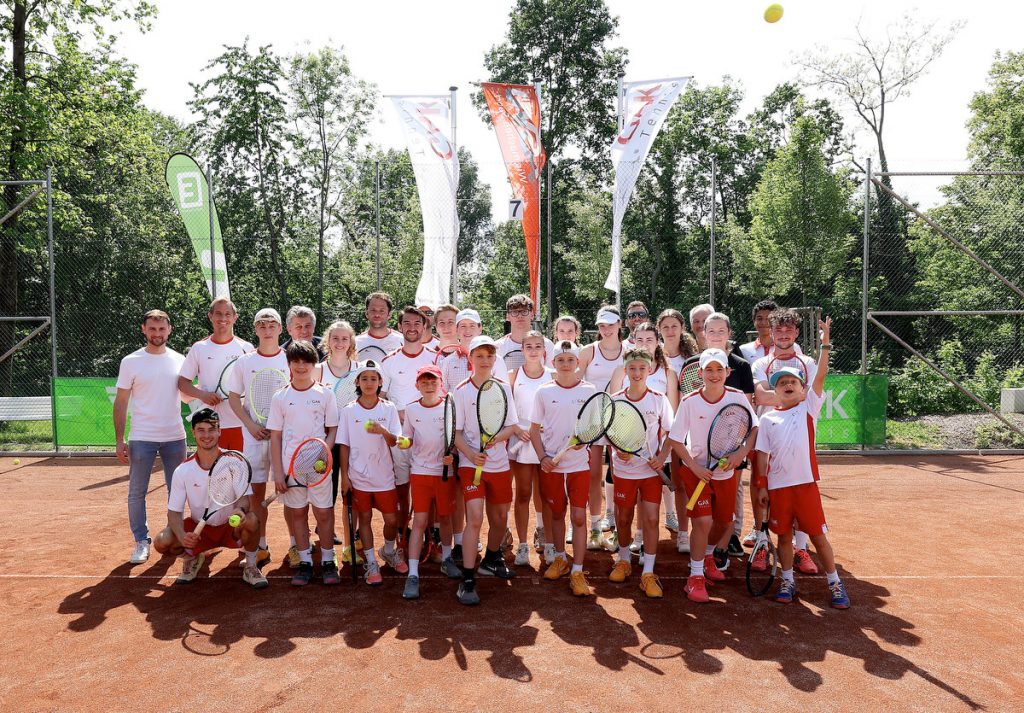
top-left (473, 464), bottom-right (483, 486)
top-left (193, 520), bottom-right (208, 537)
top-left (441, 464), bottom-right (449, 482)
top-left (658, 469), bottom-right (676, 492)
top-left (686, 481), bottom-right (706, 511)
top-left (261, 492), bottom-right (280, 508)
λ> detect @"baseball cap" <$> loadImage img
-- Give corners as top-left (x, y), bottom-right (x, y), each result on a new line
top-left (595, 308), bottom-right (620, 325)
top-left (353, 360), bottom-right (383, 379)
top-left (190, 407), bottom-right (220, 427)
top-left (698, 348), bottom-right (729, 370)
top-left (552, 340), bottom-right (580, 359)
top-left (468, 335), bottom-right (497, 354)
top-left (769, 366), bottom-right (807, 388)
top-left (416, 364), bottom-right (443, 381)
top-left (455, 308), bottom-right (482, 325)
top-left (254, 307), bottom-right (282, 324)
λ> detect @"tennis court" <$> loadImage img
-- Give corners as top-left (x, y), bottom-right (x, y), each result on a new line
top-left (1, 454), bottom-right (1020, 711)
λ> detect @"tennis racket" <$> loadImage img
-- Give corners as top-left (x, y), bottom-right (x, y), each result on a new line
top-left (679, 360), bottom-right (703, 394)
top-left (332, 369), bottom-right (359, 408)
top-left (605, 398), bottom-right (673, 490)
top-left (745, 505), bottom-right (777, 597)
top-left (437, 344), bottom-right (470, 393)
top-left (685, 403), bottom-right (754, 510)
top-left (442, 393), bottom-right (456, 482)
top-left (765, 354), bottom-right (808, 384)
top-left (473, 379), bottom-right (508, 486)
top-left (503, 348), bottom-right (525, 373)
top-left (346, 489), bottom-right (359, 583)
top-left (215, 356), bottom-right (239, 398)
top-left (262, 437), bottom-right (332, 506)
top-left (551, 392), bottom-right (615, 464)
top-left (248, 368), bottom-right (288, 425)
top-left (192, 450), bottom-right (252, 537)
top-left (357, 344), bottom-right (387, 363)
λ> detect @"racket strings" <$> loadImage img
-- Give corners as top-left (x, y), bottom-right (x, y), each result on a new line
top-left (503, 350), bottom-right (525, 372)
top-left (333, 376), bottom-right (359, 407)
top-left (476, 382), bottom-right (508, 436)
top-left (606, 402), bottom-right (646, 452)
top-left (292, 442), bottom-right (330, 485)
top-left (577, 396), bottom-right (613, 442)
top-left (708, 405), bottom-right (751, 459)
top-left (679, 363), bottom-right (703, 392)
top-left (250, 370), bottom-right (287, 418)
top-left (208, 456), bottom-right (249, 506)
top-left (443, 396), bottom-right (457, 449)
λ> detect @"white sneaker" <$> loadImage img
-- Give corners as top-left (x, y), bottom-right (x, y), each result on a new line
top-left (629, 534), bottom-right (643, 554)
top-left (676, 531), bottom-right (690, 554)
top-left (742, 528), bottom-right (759, 548)
top-left (598, 513), bottom-right (615, 532)
top-left (130, 541), bottom-right (150, 564)
top-left (532, 527), bottom-right (545, 552)
top-left (665, 513), bottom-right (680, 533)
top-left (602, 530), bottom-right (619, 552)
top-left (587, 529), bottom-right (604, 551)
top-left (543, 543), bottom-right (556, 565)
top-left (514, 543), bottom-right (531, 566)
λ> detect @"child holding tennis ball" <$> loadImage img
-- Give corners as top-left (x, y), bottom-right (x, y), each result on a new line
top-left (337, 360), bottom-right (405, 585)
top-left (754, 317), bottom-right (850, 609)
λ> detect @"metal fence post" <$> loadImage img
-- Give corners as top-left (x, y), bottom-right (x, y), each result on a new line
top-left (709, 157), bottom-right (717, 306)
top-left (860, 158), bottom-right (871, 451)
top-left (47, 167), bottom-right (58, 452)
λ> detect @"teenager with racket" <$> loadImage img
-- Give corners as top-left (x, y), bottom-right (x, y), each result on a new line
top-left (752, 308), bottom-right (819, 574)
top-left (356, 291), bottom-right (404, 357)
top-left (662, 349), bottom-right (758, 603)
top-left (177, 296), bottom-right (254, 451)
top-left (604, 348), bottom-right (674, 598)
top-left (507, 331), bottom-right (553, 566)
top-left (154, 409), bottom-right (266, 589)
top-left (267, 341), bottom-right (340, 586)
top-left (497, 294), bottom-right (556, 369)
top-left (453, 336), bottom-right (525, 605)
top-left (225, 307), bottom-right (288, 569)
top-left (577, 306), bottom-right (624, 541)
top-left (338, 360), bottom-right (406, 586)
top-left (531, 342), bottom-right (605, 596)
top-left (400, 366), bottom-right (461, 599)
top-left (753, 317), bottom-right (849, 608)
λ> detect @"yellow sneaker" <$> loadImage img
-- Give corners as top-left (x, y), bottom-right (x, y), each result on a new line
top-left (569, 570), bottom-right (592, 597)
top-left (256, 547), bottom-right (271, 569)
top-left (609, 559), bottom-right (632, 583)
top-left (341, 545), bottom-right (365, 565)
top-left (544, 555), bottom-right (571, 580)
top-left (640, 572), bottom-right (663, 598)
top-left (286, 545), bottom-right (301, 569)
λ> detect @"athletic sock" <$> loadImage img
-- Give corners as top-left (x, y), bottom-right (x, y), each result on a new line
top-left (364, 548), bottom-right (377, 565)
top-left (643, 553), bottom-right (656, 574)
top-left (321, 548), bottom-right (334, 564)
top-left (453, 532), bottom-right (463, 546)
top-left (289, 536), bottom-right (297, 547)
top-left (555, 550), bottom-right (567, 560)
top-left (689, 558), bottom-right (705, 577)
top-left (299, 548), bottom-right (313, 564)
top-left (781, 568), bottom-right (795, 583)
top-left (384, 539), bottom-right (396, 555)
top-left (258, 537), bottom-right (268, 549)
top-left (245, 550), bottom-right (257, 567)
top-left (590, 515), bottom-right (601, 530)
top-left (618, 547), bottom-right (632, 563)
top-left (571, 564), bottom-right (583, 574)
top-left (408, 559), bottom-right (420, 578)
top-left (794, 530), bottom-right (809, 550)
top-left (705, 545), bottom-right (715, 557)
top-left (826, 570), bottom-right (840, 585)
top-left (442, 544), bottom-right (452, 560)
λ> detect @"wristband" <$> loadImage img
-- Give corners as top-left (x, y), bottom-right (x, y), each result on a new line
top-left (820, 343), bottom-right (832, 349)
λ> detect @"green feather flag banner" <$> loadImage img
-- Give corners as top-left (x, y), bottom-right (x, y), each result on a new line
top-left (165, 152), bottom-right (230, 299)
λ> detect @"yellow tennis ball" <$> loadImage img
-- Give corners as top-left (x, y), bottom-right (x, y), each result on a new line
top-left (364, 421), bottom-right (372, 431)
top-left (764, 3), bottom-right (783, 23)
top-left (228, 514), bottom-right (241, 527)
top-left (12, 458), bottom-right (20, 465)
top-left (314, 459), bottom-right (327, 472)
top-left (399, 437), bottom-right (411, 450)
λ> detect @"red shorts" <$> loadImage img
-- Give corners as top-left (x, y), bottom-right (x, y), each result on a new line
top-left (410, 474), bottom-right (457, 516)
top-left (539, 470), bottom-right (590, 515)
top-left (184, 517), bottom-right (241, 554)
top-left (218, 426), bottom-right (244, 451)
top-left (671, 458), bottom-right (693, 498)
top-left (457, 467), bottom-right (513, 505)
top-left (352, 488), bottom-right (399, 515)
top-left (768, 482), bottom-right (827, 536)
top-left (613, 475), bottom-right (662, 512)
top-left (681, 470), bottom-right (738, 523)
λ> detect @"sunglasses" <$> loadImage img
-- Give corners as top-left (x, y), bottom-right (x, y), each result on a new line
top-left (627, 311), bottom-right (649, 319)
top-left (421, 309), bottom-right (434, 317)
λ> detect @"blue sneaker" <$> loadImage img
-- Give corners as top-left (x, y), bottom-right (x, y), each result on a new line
top-left (829, 580), bottom-right (850, 609)
top-left (774, 579), bottom-right (796, 604)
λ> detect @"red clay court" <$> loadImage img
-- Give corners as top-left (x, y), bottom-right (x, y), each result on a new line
top-left (1, 454), bottom-right (1021, 711)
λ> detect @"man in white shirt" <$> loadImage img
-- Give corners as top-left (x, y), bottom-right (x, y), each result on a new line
top-left (356, 291), bottom-right (404, 357)
top-left (113, 309), bottom-right (188, 565)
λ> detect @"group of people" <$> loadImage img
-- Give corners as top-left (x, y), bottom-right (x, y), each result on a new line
top-left (114, 290), bottom-right (849, 609)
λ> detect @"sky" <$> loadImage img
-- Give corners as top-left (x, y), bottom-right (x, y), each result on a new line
top-left (115, 0), bottom-right (1024, 217)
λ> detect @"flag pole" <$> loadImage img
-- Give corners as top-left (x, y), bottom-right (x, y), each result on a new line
top-left (450, 85), bottom-right (459, 306)
top-left (614, 73), bottom-right (625, 312)
top-left (534, 79), bottom-right (543, 324)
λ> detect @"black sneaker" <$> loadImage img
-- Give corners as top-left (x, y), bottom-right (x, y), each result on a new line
top-left (713, 547), bottom-right (729, 571)
top-left (321, 560), bottom-right (340, 585)
top-left (478, 556), bottom-right (516, 579)
top-left (431, 526), bottom-right (442, 546)
top-left (333, 534), bottom-right (343, 546)
top-left (457, 579), bottom-right (480, 606)
top-left (727, 533), bottom-right (744, 557)
top-left (452, 544), bottom-right (463, 567)
top-left (291, 561), bottom-right (314, 586)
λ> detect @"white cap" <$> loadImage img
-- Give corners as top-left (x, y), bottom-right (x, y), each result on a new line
top-left (698, 348), bottom-right (729, 370)
top-left (353, 360), bottom-right (383, 379)
top-left (468, 335), bottom-right (497, 354)
top-left (595, 308), bottom-right (620, 326)
top-left (455, 308), bottom-right (482, 325)
top-left (551, 340), bottom-right (580, 360)
top-left (253, 307), bottom-right (282, 324)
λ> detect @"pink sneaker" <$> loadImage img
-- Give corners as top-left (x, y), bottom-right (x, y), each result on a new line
top-left (794, 549), bottom-right (818, 575)
top-left (379, 546), bottom-right (409, 574)
top-left (703, 555), bottom-right (725, 582)
top-left (750, 547), bottom-right (768, 572)
top-left (685, 575), bottom-right (710, 603)
top-left (364, 561), bottom-right (383, 586)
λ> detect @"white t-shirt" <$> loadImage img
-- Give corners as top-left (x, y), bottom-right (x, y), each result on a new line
top-left (609, 388), bottom-right (673, 480)
top-left (226, 348), bottom-right (288, 422)
top-left (179, 335), bottom-right (254, 428)
top-left (401, 398), bottom-right (447, 476)
top-left (168, 455), bottom-right (252, 526)
top-left (356, 330), bottom-right (404, 358)
top-left (266, 382), bottom-right (340, 471)
top-left (509, 366), bottom-right (554, 463)
top-left (338, 398), bottom-right (401, 491)
top-left (423, 337), bottom-right (440, 351)
top-left (531, 380), bottom-right (597, 473)
top-left (585, 341), bottom-right (623, 392)
top-left (380, 346), bottom-right (437, 412)
top-left (669, 387), bottom-right (758, 480)
top-left (667, 353), bottom-right (687, 376)
top-left (646, 364), bottom-right (670, 395)
top-left (756, 388), bottom-right (823, 490)
top-left (752, 351), bottom-right (817, 387)
top-left (116, 348), bottom-right (187, 442)
top-left (497, 334), bottom-right (557, 368)
top-left (454, 378), bottom-right (518, 473)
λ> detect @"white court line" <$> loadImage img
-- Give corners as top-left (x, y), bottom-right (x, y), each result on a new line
top-left (0, 573), bottom-right (1016, 581)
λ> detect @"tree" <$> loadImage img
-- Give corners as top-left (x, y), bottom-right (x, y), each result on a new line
top-left (966, 51), bottom-right (1024, 169)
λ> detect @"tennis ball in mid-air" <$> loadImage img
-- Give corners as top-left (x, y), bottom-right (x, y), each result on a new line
top-left (314, 459), bottom-right (327, 473)
top-left (12, 458), bottom-right (20, 465)
top-left (227, 514), bottom-right (241, 527)
top-left (764, 3), bottom-right (783, 23)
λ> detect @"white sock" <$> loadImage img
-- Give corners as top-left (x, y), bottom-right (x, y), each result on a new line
top-left (794, 530), bottom-right (809, 550)
top-left (705, 545), bottom-right (715, 557)
top-left (454, 533), bottom-right (463, 546)
top-left (385, 539), bottom-right (396, 555)
top-left (619, 547), bottom-right (632, 563)
top-left (442, 545), bottom-right (452, 560)
top-left (364, 549), bottom-right (377, 565)
top-left (409, 559), bottom-right (420, 577)
top-left (826, 570), bottom-right (840, 585)
top-left (245, 550), bottom-right (257, 567)
top-left (321, 547), bottom-right (334, 564)
top-left (643, 553), bottom-right (656, 574)
top-left (289, 536), bottom-right (297, 547)
top-left (605, 482), bottom-right (614, 506)
top-left (689, 558), bottom-right (705, 576)
top-left (433, 522), bottom-right (441, 529)
top-left (590, 515), bottom-right (600, 530)
top-left (571, 563), bottom-right (583, 573)
top-left (632, 532), bottom-right (643, 545)
top-left (556, 551), bottom-right (567, 560)
top-left (299, 547), bottom-right (313, 564)
top-left (663, 488), bottom-right (676, 516)
top-left (258, 537), bottom-right (268, 549)
top-left (781, 568), bottom-right (795, 583)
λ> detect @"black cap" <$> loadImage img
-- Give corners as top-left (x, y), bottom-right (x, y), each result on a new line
top-left (190, 407), bottom-right (221, 428)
